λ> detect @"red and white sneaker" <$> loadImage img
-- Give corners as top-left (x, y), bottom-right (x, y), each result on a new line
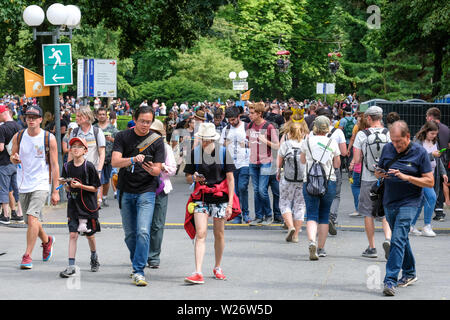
top-left (20, 254), bottom-right (33, 269)
top-left (213, 267), bottom-right (227, 280)
top-left (184, 272), bottom-right (204, 284)
top-left (42, 235), bottom-right (55, 262)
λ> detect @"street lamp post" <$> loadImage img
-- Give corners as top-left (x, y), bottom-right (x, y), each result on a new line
top-left (23, 3), bottom-right (81, 173)
top-left (229, 70), bottom-right (248, 106)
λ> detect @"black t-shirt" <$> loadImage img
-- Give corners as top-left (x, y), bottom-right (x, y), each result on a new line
top-left (305, 114), bottom-right (317, 131)
top-left (113, 128), bottom-right (166, 194)
top-left (184, 145), bottom-right (236, 204)
top-left (62, 160), bottom-right (101, 219)
top-left (0, 121), bottom-right (22, 166)
top-left (438, 122), bottom-right (450, 165)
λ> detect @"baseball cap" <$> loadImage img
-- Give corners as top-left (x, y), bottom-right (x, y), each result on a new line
top-left (313, 115), bottom-right (331, 132)
top-left (69, 137), bottom-right (88, 149)
top-left (25, 105), bottom-right (43, 117)
top-left (365, 106), bottom-right (383, 116)
top-left (0, 105), bottom-right (9, 113)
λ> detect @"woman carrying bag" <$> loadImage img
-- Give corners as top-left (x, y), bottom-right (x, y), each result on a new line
top-left (300, 116), bottom-right (341, 260)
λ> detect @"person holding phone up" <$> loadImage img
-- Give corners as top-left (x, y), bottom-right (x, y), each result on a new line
top-left (111, 106), bottom-right (165, 287)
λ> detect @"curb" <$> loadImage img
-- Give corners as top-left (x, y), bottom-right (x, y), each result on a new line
top-left (2, 222), bottom-right (450, 234)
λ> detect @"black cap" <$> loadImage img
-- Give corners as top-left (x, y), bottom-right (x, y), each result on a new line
top-left (25, 105), bottom-right (43, 117)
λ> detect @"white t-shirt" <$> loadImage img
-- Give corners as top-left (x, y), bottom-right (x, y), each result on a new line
top-left (300, 135), bottom-right (340, 182)
top-left (17, 129), bottom-right (50, 193)
top-left (354, 127), bottom-right (391, 182)
top-left (219, 121), bottom-right (249, 169)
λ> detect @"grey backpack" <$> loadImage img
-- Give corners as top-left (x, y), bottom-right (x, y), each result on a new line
top-left (363, 128), bottom-right (389, 173)
top-left (283, 140), bottom-right (304, 182)
top-left (305, 137), bottom-right (333, 197)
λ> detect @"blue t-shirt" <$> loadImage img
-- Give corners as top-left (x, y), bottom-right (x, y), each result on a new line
top-left (378, 142), bottom-right (432, 209)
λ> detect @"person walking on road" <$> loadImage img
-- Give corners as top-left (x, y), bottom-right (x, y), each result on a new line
top-left (277, 112), bottom-right (309, 243)
top-left (112, 106), bottom-right (165, 286)
top-left (147, 119), bottom-right (177, 269)
top-left (183, 122), bottom-right (236, 284)
top-left (410, 121), bottom-right (447, 237)
top-left (351, 106), bottom-right (392, 260)
top-left (376, 121), bottom-right (434, 296)
top-left (300, 116), bottom-right (341, 260)
top-left (59, 137), bottom-right (101, 278)
top-left (10, 105), bottom-right (60, 270)
top-left (0, 104), bottom-right (23, 224)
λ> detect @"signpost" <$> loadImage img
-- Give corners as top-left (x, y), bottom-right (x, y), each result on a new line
top-left (42, 43), bottom-right (73, 86)
top-left (77, 58), bottom-right (117, 99)
top-left (316, 82), bottom-right (335, 102)
top-left (233, 80), bottom-right (248, 91)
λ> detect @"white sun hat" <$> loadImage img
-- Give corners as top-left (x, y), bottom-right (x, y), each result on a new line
top-left (194, 122), bottom-right (220, 141)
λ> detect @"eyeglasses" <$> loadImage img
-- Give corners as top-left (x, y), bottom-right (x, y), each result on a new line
top-left (137, 119), bottom-right (152, 126)
top-left (26, 116), bottom-right (40, 121)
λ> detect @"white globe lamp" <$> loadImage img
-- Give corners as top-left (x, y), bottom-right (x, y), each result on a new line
top-left (65, 5), bottom-right (81, 27)
top-left (23, 5), bottom-right (45, 27)
top-left (238, 70), bottom-right (248, 79)
top-left (228, 72), bottom-right (237, 80)
top-left (46, 3), bottom-right (68, 25)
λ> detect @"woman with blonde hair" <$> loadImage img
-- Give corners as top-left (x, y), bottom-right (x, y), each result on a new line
top-left (277, 112), bottom-right (309, 242)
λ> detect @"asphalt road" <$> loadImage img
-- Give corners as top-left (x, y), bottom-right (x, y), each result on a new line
top-left (1, 174), bottom-right (449, 301)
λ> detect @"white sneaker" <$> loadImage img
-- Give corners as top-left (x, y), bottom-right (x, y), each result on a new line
top-left (410, 226), bottom-right (422, 236)
top-left (422, 224), bottom-right (436, 237)
top-left (349, 212), bottom-right (361, 217)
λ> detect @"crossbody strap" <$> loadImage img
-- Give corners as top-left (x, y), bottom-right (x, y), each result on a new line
top-left (384, 143), bottom-right (412, 171)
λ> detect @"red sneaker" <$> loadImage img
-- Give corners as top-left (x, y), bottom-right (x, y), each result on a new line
top-left (213, 267), bottom-right (227, 280)
top-left (184, 273), bottom-right (204, 284)
top-left (20, 254), bottom-right (33, 269)
top-left (42, 235), bottom-right (55, 262)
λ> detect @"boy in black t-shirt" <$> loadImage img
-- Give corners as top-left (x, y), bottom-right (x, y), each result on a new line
top-left (60, 137), bottom-right (101, 278)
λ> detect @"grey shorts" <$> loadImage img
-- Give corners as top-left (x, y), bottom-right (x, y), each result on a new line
top-left (19, 190), bottom-right (49, 223)
top-left (193, 201), bottom-right (227, 219)
top-left (358, 180), bottom-right (376, 218)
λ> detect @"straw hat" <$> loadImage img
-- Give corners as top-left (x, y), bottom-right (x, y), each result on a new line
top-left (194, 123), bottom-right (220, 141)
top-left (150, 119), bottom-right (165, 135)
top-left (194, 110), bottom-right (206, 121)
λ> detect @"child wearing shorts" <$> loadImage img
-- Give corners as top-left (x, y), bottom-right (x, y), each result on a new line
top-left (59, 137), bottom-right (101, 277)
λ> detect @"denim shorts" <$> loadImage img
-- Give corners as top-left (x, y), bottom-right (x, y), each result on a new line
top-left (101, 164), bottom-right (112, 185)
top-left (193, 201), bottom-right (227, 219)
top-left (303, 180), bottom-right (336, 224)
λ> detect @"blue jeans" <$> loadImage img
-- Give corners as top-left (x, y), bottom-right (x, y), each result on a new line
top-left (268, 174), bottom-right (281, 220)
top-left (384, 206), bottom-right (416, 286)
top-left (350, 171), bottom-right (361, 211)
top-left (249, 163), bottom-right (272, 220)
top-left (302, 180), bottom-right (337, 224)
top-left (233, 166), bottom-right (250, 222)
top-left (118, 190), bottom-right (156, 276)
top-left (412, 187), bottom-right (436, 226)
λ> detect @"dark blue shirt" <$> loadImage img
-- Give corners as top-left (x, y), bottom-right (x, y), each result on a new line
top-left (378, 142), bottom-right (432, 209)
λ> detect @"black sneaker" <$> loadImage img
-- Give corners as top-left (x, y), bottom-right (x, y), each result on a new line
top-left (362, 247), bottom-right (377, 258)
top-left (328, 220), bottom-right (337, 236)
top-left (60, 266), bottom-right (77, 278)
top-left (10, 212), bottom-right (24, 223)
top-left (433, 212), bottom-right (445, 221)
top-left (398, 275), bottom-right (418, 288)
top-left (383, 283), bottom-right (396, 296)
top-left (0, 213), bottom-right (10, 225)
top-left (90, 256), bottom-right (100, 272)
top-left (249, 218), bottom-right (263, 226)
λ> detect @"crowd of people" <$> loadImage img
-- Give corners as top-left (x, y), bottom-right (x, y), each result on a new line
top-left (0, 92), bottom-right (449, 296)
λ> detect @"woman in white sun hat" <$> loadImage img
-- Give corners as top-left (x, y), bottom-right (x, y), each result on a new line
top-left (183, 122), bottom-right (237, 284)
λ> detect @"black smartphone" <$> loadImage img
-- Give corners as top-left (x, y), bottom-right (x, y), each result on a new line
top-left (373, 165), bottom-right (386, 174)
top-left (144, 155), bottom-right (153, 163)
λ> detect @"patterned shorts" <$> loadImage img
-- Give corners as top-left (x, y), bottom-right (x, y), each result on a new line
top-left (193, 201), bottom-right (227, 219)
top-left (279, 178), bottom-right (306, 221)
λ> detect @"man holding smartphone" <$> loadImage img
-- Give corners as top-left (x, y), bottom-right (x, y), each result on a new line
top-left (111, 106), bottom-right (165, 286)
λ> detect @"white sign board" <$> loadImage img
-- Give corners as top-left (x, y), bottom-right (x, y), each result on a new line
top-left (233, 80), bottom-right (248, 91)
top-left (77, 58), bottom-right (117, 98)
top-left (316, 82), bottom-right (335, 95)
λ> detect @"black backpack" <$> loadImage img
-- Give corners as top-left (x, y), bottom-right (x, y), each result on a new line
top-left (305, 137), bottom-right (333, 197)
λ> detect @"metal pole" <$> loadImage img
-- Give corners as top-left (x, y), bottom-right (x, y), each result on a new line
top-left (52, 30), bottom-right (63, 177)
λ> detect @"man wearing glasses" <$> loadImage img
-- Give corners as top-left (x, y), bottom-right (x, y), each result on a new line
top-left (10, 105), bottom-right (60, 270)
top-left (112, 106), bottom-right (165, 286)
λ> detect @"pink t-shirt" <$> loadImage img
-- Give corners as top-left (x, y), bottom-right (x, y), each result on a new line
top-left (247, 121), bottom-right (279, 165)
